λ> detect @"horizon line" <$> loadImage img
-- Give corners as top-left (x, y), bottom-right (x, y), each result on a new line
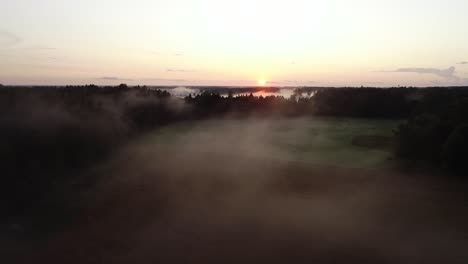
top-left (2, 84), bottom-right (468, 89)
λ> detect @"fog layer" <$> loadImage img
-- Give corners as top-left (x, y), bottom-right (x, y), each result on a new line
top-left (14, 118), bottom-right (468, 264)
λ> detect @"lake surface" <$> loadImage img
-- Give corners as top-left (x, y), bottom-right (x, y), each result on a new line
top-left (161, 86), bottom-right (296, 98)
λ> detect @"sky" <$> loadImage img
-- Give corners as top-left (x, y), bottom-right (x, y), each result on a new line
top-left (1, 0), bottom-right (468, 87)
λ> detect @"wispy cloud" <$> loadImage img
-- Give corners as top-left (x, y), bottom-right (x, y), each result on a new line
top-left (98, 77), bottom-right (194, 84)
top-left (267, 80), bottom-right (317, 86)
top-left (142, 78), bottom-right (187, 82)
top-left (457, 61), bottom-right (468, 65)
top-left (148, 50), bottom-right (184, 57)
top-left (0, 30), bottom-right (22, 46)
top-left (380, 65), bottom-right (468, 86)
top-left (167, 68), bottom-right (195, 73)
top-left (26, 45), bottom-right (57, 51)
top-left (5, 62), bottom-right (86, 72)
top-left (384, 66), bottom-right (459, 80)
top-left (98, 77), bottom-right (133, 81)
top-left (362, 81), bottom-right (385, 85)
top-left (430, 78), bottom-right (468, 86)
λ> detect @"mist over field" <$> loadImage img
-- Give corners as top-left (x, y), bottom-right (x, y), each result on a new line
top-left (1, 86), bottom-right (468, 263)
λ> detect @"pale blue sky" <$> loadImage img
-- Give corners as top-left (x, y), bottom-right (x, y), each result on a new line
top-left (1, 0), bottom-right (468, 86)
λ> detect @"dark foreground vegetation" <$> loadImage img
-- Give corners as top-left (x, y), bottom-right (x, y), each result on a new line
top-left (395, 88), bottom-right (468, 174)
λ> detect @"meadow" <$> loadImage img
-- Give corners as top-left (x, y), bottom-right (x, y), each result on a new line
top-left (146, 117), bottom-right (402, 170)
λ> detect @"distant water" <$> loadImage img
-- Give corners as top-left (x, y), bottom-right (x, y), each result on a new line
top-left (251, 89), bottom-right (295, 98)
top-left (162, 86), bottom-right (296, 98)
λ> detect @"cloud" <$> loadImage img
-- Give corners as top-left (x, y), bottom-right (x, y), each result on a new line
top-left (147, 51), bottom-right (162, 55)
top-left (142, 78), bottom-right (187, 83)
top-left (0, 30), bottom-right (22, 46)
top-left (386, 66), bottom-right (459, 80)
top-left (430, 78), bottom-right (468, 86)
top-left (457, 62), bottom-right (468, 65)
top-left (97, 77), bottom-right (194, 84)
top-left (264, 80), bottom-right (316, 86)
top-left (147, 51), bottom-right (184, 57)
top-left (166, 69), bottom-right (195, 73)
top-left (27, 45), bottom-right (57, 51)
top-left (362, 81), bottom-right (385, 85)
top-left (5, 62), bottom-right (86, 72)
top-left (283, 80), bottom-right (316, 85)
top-left (98, 77), bottom-right (133, 81)
top-left (458, 78), bottom-right (468, 85)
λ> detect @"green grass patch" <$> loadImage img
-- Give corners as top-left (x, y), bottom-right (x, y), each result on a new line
top-left (144, 117), bottom-right (403, 170)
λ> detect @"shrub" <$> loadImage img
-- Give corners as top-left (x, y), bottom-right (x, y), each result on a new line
top-left (441, 124), bottom-right (468, 174)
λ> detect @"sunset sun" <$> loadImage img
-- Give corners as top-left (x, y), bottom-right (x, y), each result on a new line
top-left (258, 79), bottom-right (266, 86)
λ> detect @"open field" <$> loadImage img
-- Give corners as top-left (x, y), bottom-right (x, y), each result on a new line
top-left (147, 117), bottom-right (403, 169)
